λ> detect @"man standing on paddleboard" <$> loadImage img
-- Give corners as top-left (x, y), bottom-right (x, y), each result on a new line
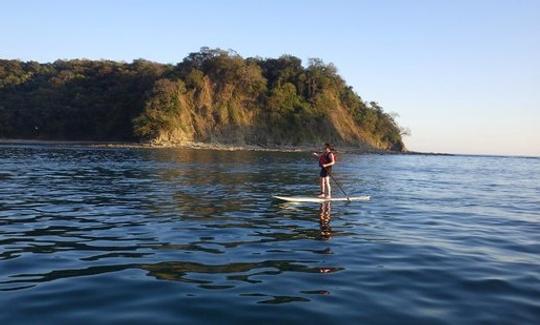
top-left (313, 143), bottom-right (336, 198)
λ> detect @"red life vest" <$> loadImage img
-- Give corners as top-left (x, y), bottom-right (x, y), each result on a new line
top-left (319, 151), bottom-right (336, 167)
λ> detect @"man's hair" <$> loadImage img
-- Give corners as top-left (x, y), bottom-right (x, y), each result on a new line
top-left (324, 143), bottom-right (334, 151)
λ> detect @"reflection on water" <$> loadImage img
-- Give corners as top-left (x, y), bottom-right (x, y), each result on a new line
top-left (319, 202), bottom-right (332, 240)
top-left (1, 145), bottom-right (540, 323)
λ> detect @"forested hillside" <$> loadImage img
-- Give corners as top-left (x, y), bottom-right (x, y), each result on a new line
top-left (0, 48), bottom-right (405, 150)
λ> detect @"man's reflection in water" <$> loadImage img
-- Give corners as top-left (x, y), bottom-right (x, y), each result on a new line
top-left (319, 201), bottom-right (332, 240)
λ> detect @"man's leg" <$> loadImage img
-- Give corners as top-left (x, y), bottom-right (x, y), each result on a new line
top-left (325, 177), bottom-right (331, 197)
top-left (319, 177), bottom-right (325, 197)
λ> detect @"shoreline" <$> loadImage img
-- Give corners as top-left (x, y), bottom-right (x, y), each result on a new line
top-left (0, 138), bottom-right (452, 156)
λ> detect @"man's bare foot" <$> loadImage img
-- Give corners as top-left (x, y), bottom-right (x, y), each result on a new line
top-left (317, 193), bottom-right (326, 198)
top-left (324, 195), bottom-right (331, 199)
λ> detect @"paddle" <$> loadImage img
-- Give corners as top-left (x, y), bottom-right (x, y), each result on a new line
top-left (328, 171), bottom-right (351, 202)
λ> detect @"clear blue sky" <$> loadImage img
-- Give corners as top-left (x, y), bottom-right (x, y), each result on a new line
top-left (1, 0), bottom-right (539, 156)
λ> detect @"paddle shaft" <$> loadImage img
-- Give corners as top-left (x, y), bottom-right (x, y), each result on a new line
top-left (327, 170), bottom-right (351, 201)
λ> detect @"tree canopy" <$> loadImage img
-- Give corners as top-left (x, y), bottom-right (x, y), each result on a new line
top-left (0, 48), bottom-right (405, 151)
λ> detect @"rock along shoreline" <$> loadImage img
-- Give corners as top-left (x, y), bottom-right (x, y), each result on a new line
top-left (0, 139), bottom-right (452, 156)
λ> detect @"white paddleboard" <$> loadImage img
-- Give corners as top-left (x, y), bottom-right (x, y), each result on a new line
top-left (273, 195), bottom-right (370, 203)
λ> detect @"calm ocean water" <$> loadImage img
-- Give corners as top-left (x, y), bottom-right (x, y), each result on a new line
top-left (1, 145), bottom-right (539, 324)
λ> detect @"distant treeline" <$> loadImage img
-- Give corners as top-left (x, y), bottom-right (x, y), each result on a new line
top-left (0, 47), bottom-right (405, 150)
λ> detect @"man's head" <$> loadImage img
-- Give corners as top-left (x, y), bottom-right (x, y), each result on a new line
top-left (324, 143), bottom-right (333, 152)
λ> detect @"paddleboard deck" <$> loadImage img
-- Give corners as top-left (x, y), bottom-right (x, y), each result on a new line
top-left (273, 195), bottom-right (370, 203)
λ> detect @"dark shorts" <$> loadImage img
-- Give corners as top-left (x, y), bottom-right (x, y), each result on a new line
top-left (320, 167), bottom-right (332, 177)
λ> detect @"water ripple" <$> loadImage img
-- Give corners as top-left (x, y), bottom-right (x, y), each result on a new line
top-left (1, 146), bottom-right (539, 323)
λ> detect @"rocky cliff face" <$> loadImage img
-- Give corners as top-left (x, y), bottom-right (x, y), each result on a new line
top-left (138, 80), bottom-right (374, 150)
